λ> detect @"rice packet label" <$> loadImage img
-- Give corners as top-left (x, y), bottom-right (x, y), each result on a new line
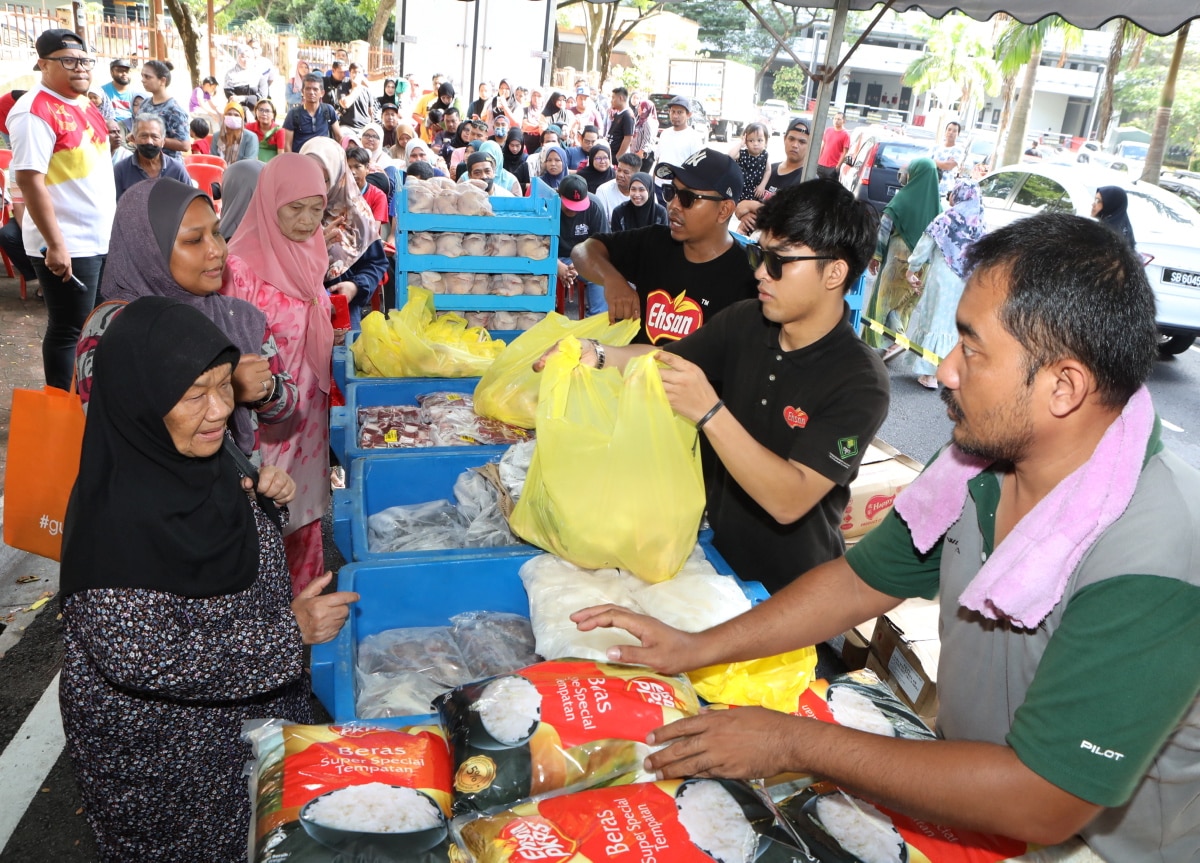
top-left (436, 660), bottom-right (700, 815)
top-left (781, 782), bottom-right (1031, 862)
top-left (455, 778), bottom-right (809, 863)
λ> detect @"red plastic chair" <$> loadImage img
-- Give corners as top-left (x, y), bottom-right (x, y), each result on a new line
top-left (184, 162), bottom-right (224, 210)
top-left (0, 149), bottom-right (13, 171)
top-left (183, 153), bottom-right (226, 170)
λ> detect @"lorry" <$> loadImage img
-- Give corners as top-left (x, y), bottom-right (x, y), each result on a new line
top-left (666, 58), bottom-right (758, 142)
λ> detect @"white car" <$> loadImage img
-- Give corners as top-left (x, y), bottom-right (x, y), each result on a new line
top-left (759, 99), bottom-right (791, 135)
top-left (979, 163), bottom-right (1200, 354)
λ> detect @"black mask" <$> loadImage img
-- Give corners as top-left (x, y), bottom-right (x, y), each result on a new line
top-left (136, 143), bottom-right (162, 160)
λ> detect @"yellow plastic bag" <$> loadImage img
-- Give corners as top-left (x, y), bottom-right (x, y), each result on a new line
top-left (509, 337), bottom-right (705, 583)
top-left (350, 286), bottom-right (506, 378)
top-left (473, 312), bottom-right (640, 429)
top-left (687, 647), bottom-right (819, 713)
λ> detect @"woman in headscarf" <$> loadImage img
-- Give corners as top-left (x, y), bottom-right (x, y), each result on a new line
top-left (900, 180), bottom-right (987, 389)
top-left (630, 98), bottom-right (659, 173)
top-left (285, 59), bottom-right (310, 107)
top-left (406, 137), bottom-right (447, 177)
top-left (375, 77), bottom-right (400, 117)
top-left (477, 139), bottom-right (519, 194)
top-left (610, 172), bottom-right (667, 232)
top-left (358, 121), bottom-right (390, 168)
top-left (299, 136), bottom-right (387, 327)
top-left (503, 127), bottom-right (527, 191)
top-left (542, 90), bottom-right (571, 132)
top-left (575, 140), bottom-right (614, 193)
top-left (863, 156), bottom-right (941, 353)
top-left (59, 296), bottom-right (355, 862)
top-left (386, 122), bottom-right (417, 162)
top-left (520, 87), bottom-right (547, 153)
top-left (1093, 185), bottom-right (1136, 248)
top-left (212, 100), bottom-right (260, 165)
top-left (80, 179), bottom-right (297, 461)
top-left (219, 159), bottom-right (265, 240)
top-left (539, 143), bottom-right (568, 190)
top-left (224, 154), bottom-right (333, 595)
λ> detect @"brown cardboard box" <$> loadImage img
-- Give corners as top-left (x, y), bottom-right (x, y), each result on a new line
top-left (867, 598), bottom-right (941, 725)
top-left (826, 620), bottom-right (875, 670)
top-left (841, 440), bottom-right (923, 539)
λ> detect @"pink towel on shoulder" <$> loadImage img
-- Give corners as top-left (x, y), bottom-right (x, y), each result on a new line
top-left (892, 386), bottom-right (1154, 629)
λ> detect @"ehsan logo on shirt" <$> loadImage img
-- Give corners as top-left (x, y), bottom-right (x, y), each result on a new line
top-left (644, 289), bottom-right (703, 343)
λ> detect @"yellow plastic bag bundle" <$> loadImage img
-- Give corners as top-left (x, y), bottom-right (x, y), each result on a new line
top-left (350, 285), bottom-right (506, 378)
top-left (473, 312), bottom-right (640, 429)
top-left (509, 337), bottom-right (705, 583)
top-left (687, 646), bottom-right (819, 713)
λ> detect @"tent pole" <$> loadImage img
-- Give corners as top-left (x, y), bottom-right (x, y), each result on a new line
top-left (804, 0), bottom-right (850, 181)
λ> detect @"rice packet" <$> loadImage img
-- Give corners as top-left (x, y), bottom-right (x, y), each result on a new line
top-left (244, 720), bottom-right (456, 862)
top-left (453, 778), bottom-right (811, 863)
top-left (435, 659), bottom-right (700, 815)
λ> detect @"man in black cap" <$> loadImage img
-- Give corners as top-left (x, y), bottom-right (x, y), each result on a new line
top-left (736, 117), bottom-right (810, 234)
top-left (465, 150), bottom-right (514, 197)
top-left (9, 28), bottom-right (115, 390)
top-left (556, 174), bottom-right (609, 314)
top-left (653, 95), bottom-right (705, 197)
top-left (571, 147), bottom-right (756, 342)
top-left (101, 57), bottom-right (140, 131)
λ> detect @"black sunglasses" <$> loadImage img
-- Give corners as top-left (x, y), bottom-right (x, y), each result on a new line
top-left (746, 243), bottom-right (834, 280)
top-left (662, 184), bottom-right (726, 208)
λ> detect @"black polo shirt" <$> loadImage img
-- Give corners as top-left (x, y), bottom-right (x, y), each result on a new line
top-left (594, 225), bottom-right (758, 345)
top-left (666, 299), bottom-right (890, 593)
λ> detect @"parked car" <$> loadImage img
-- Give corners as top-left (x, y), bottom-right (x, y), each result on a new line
top-left (961, 132), bottom-right (997, 176)
top-left (978, 163), bottom-right (1200, 354)
top-left (649, 93), bottom-right (710, 142)
top-left (1159, 173), bottom-right (1200, 214)
top-left (841, 135), bottom-right (935, 213)
top-left (759, 99), bottom-right (790, 135)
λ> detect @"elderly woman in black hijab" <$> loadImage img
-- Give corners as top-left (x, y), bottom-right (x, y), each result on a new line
top-left (1092, 185), bottom-right (1136, 248)
top-left (59, 296), bottom-right (358, 862)
top-left (77, 178), bottom-right (296, 461)
top-left (611, 171), bottom-right (667, 232)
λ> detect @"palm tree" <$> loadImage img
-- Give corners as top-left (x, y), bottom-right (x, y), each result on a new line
top-left (1142, 22), bottom-right (1190, 184)
top-left (995, 16), bottom-right (1081, 166)
top-left (1096, 20), bottom-right (1148, 145)
top-left (903, 15), bottom-right (999, 128)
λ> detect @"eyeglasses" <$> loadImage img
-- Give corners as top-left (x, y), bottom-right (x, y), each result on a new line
top-left (662, 184), bottom-right (726, 208)
top-left (44, 55), bottom-right (96, 71)
top-left (745, 243), bottom-right (834, 280)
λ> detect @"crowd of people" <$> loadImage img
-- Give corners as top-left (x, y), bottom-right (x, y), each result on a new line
top-left (1, 24), bottom-right (1197, 863)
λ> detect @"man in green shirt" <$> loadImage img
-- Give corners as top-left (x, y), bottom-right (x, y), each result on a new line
top-left (574, 212), bottom-right (1200, 861)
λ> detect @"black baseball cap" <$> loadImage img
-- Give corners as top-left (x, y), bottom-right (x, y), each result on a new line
top-left (110, 57), bottom-right (133, 69)
top-left (786, 117), bottom-right (811, 136)
top-left (380, 102), bottom-right (399, 114)
top-left (559, 174), bottom-right (590, 212)
top-left (666, 95), bottom-right (691, 111)
top-left (34, 29), bottom-right (87, 70)
top-left (655, 148), bottom-right (743, 201)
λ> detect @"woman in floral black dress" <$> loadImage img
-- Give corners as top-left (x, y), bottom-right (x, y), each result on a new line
top-left (58, 297), bottom-right (357, 862)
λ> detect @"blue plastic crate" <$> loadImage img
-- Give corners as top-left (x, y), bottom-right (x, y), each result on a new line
top-left (333, 328), bottom-right (522, 392)
top-left (332, 449), bottom-right (535, 563)
top-left (846, 271), bottom-right (867, 334)
top-left (329, 377), bottom-right (513, 471)
top-left (394, 178), bottom-right (560, 314)
top-left (309, 538), bottom-right (769, 726)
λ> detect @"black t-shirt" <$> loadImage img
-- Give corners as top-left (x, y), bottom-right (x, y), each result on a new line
top-left (558, 194), bottom-right (610, 257)
top-left (595, 225), bottom-right (758, 344)
top-left (608, 108), bottom-right (634, 153)
top-left (339, 87), bottom-right (374, 130)
top-left (323, 75), bottom-right (350, 107)
top-left (666, 299), bottom-right (890, 593)
top-left (760, 162), bottom-right (805, 201)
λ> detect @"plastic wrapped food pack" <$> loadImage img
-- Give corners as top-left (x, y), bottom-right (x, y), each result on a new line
top-left (357, 396), bottom-right (533, 451)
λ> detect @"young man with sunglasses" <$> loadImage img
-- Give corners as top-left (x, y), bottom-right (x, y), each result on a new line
top-left (10, 28), bottom-right (115, 391)
top-left (554, 180), bottom-right (888, 591)
top-left (571, 148), bottom-right (758, 344)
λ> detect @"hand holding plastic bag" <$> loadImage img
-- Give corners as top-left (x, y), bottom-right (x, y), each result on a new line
top-left (350, 285), bottom-right (506, 378)
top-left (509, 337), bottom-right (705, 582)
top-left (473, 312), bottom-right (640, 429)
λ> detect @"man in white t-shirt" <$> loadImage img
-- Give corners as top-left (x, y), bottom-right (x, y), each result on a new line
top-left (595, 152), bottom-right (642, 218)
top-left (10, 28), bottom-right (116, 389)
top-left (653, 96), bottom-right (705, 198)
top-left (933, 120), bottom-right (965, 196)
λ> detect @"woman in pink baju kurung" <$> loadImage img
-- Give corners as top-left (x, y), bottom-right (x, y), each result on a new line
top-left (222, 153), bottom-right (332, 594)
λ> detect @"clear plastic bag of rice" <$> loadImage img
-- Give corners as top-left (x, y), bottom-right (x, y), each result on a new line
top-left (435, 659), bottom-right (700, 816)
top-left (244, 719), bottom-right (458, 862)
top-left (453, 777), bottom-right (812, 863)
top-left (778, 781), bottom-right (1034, 862)
top-left (449, 611), bottom-right (539, 678)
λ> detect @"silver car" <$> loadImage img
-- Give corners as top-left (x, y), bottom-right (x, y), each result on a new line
top-left (979, 163), bottom-right (1200, 354)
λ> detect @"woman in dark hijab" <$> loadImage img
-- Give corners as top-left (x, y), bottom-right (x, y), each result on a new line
top-left (59, 296), bottom-right (356, 862)
top-left (611, 171), bottom-right (667, 232)
top-left (503, 127), bottom-right (527, 192)
top-left (78, 178), bottom-right (296, 457)
top-left (219, 158), bottom-right (265, 240)
top-left (542, 90), bottom-right (571, 130)
top-left (575, 140), bottom-right (614, 193)
top-left (1093, 185), bottom-right (1136, 247)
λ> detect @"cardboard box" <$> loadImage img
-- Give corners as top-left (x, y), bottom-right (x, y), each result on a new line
top-left (841, 439), bottom-right (924, 538)
top-left (866, 598), bottom-right (941, 725)
top-left (826, 619), bottom-right (875, 670)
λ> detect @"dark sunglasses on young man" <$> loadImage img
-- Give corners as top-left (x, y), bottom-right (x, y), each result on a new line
top-left (745, 242), bottom-right (834, 281)
top-left (662, 183), bottom-right (726, 209)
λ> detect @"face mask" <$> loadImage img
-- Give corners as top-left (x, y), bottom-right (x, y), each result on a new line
top-left (136, 143), bottom-right (162, 160)
top-left (224, 115), bottom-right (243, 130)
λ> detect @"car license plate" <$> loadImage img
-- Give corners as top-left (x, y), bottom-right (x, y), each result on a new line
top-left (886, 185), bottom-right (900, 198)
top-left (1162, 267), bottom-right (1200, 288)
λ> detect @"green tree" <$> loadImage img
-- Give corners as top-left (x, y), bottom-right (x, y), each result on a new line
top-left (558, 0), bottom-right (665, 84)
top-left (903, 14), bottom-right (999, 130)
top-left (995, 15), bottom-right (1081, 166)
top-left (1141, 23), bottom-right (1189, 183)
top-left (302, 0), bottom-right (369, 43)
top-left (687, 0), bottom-right (826, 92)
top-left (772, 66), bottom-right (806, 108)
top-left (1110, 34), bottom-right (1200, 167)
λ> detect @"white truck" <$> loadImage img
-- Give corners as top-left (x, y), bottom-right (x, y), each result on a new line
top-left (667, 58), bottom-right (758, 142)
